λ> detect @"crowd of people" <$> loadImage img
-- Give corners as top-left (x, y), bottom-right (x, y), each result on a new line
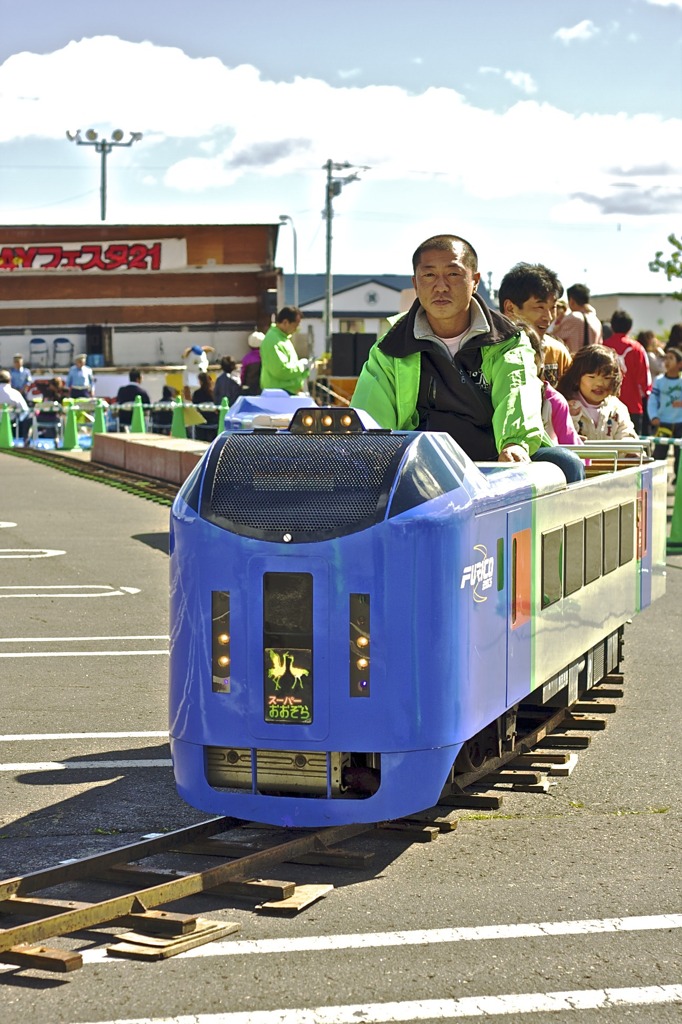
top-left (2, 252), bottom-right (681, 471)
top-left (350, 233), bottom-right (682, 484)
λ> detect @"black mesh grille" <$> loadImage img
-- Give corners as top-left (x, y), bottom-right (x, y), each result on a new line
top-left (202, 432), bottom-right (411, 541)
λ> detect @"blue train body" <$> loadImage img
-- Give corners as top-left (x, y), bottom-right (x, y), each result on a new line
top-left (169, 399), bottom-right (666, 826)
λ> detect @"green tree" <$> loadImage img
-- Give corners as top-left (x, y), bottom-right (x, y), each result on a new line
top-left (649, 233), bottom-right (682, 298)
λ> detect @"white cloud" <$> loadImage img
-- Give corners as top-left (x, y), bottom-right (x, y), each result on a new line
top-left (0, 35), bottom-right (679, 221)
top-left (337, 68), bottom-right (361, 79)
top-left (553, 19), bottom-right (600, 43)
top-left (503, 70), bottom-right (537, 94)
top-left (645, 0), bottom-right (682, 8)
top-left (479, 65), bottom-right (501, 75)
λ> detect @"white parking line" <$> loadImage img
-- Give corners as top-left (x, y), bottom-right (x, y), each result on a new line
top-left (74, 913), bottom-right (682, 965)
top-left (0, 731), bottom-right (167, 741)
top-left (38, 985), bottom-right (682, 1022)
top-left (0, 649), bottom-right (168, 658)
top-left (0, 548), bottom-right (65, 559)
top-left (0, 760), bottom-right (172, 771)
top-left (0, 635), bottom-right (169, 643)
top-left (0, 584), bottom-right (140, 598)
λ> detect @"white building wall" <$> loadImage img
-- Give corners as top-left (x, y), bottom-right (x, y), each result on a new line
top-left (592, 294), bottom-right (682, 336)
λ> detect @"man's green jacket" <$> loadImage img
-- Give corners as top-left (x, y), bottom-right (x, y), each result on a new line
top-left (260, 324), bottom-right (309, 395)
top-left (350, 301), bottom-right (551, 456)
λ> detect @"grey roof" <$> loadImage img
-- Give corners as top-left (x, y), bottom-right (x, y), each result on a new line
top-left (283, 273), bottom-right (494, 308)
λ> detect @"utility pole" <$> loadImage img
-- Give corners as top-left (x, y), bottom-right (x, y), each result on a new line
top-left (323, 159), bottom-right (367, 350)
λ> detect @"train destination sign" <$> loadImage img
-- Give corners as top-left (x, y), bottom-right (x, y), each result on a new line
top-left (264, 647), bottom-right (313, 724)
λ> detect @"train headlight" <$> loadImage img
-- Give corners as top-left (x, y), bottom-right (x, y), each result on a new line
top-left (350, 593), bottom-right (370, 698)
top-left (289, 407), bottom-right (365, 434)
top-left (212, 591), bottom-right (231, 693)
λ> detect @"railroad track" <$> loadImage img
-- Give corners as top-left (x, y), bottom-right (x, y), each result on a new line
top-left (0, 676), bottom-right (621, 973)
top-left (6, 446), bottom-right (180, 505)
top-left (0, 814), bottom-right (458, 972)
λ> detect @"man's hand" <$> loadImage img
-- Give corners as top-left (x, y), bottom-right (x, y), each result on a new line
top-left (498, 444), bottom-right (530, 463)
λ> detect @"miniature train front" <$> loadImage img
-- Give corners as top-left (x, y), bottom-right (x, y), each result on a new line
top-left (169, 404), bottom-right (666, 826)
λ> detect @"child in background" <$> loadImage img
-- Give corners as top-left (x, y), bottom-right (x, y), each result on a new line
top-left (648, 347), bottom-right (682, 481)
top-left (524, 326), bottom-right (582, 445)
top-left (556, 346), bottom-right (638, 441)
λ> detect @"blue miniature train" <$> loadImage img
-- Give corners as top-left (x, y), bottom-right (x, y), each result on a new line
top-left (169, 395), bottom-right (666, 826)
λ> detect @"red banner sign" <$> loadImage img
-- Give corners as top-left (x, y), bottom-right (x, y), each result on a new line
top-left (0, 242), bottom-right (162, 271)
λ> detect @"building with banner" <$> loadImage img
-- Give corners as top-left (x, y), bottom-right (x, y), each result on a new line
top-left (0, 224), bottom-right (281, 370)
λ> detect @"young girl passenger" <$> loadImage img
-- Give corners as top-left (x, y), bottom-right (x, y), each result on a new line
top-left (556, 346), bottom-right (638, 441)
top-left (524, 326), bottom-right (582, 445)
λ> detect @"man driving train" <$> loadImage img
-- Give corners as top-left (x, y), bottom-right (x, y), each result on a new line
top-left (350, 233), bottom-right (584, 483)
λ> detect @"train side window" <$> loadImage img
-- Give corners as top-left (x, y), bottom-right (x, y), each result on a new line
top-left (584, 513), bottom-right (602, 584)
top-left (620, 501), bottom-right (635, 565)
top-left (603, 506), bottom-right (620, 575)
top-left (541, 528), bottom-right (563, 608)
top-left (564, 520), bottom-right (584, 597)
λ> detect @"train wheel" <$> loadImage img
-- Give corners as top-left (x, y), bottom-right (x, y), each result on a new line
top-left (455, 721), bottom-right (499, 773)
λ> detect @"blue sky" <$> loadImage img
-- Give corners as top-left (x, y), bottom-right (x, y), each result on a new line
top-left (1, 0), bottom-right (681, 295)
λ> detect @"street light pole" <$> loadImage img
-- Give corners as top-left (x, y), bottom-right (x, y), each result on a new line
top-left (322, 159), bottom-right (367, 350)
top-left (66, 129), bottom-right (143, 221)
top-left (279, 214), bottom-right (299, 308)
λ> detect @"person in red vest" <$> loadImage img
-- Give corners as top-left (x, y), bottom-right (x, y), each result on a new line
top-left (603, 310), bottom-right (651, 434)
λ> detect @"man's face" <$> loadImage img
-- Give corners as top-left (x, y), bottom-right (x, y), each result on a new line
top-left (412, 245), bottom-right (480, 332)
top-left (504, 295), bottom-right (557, 338)
top-left (13, 357), bottom-right (22, 368)
top-left (281, 316), bottom-right (302, 335)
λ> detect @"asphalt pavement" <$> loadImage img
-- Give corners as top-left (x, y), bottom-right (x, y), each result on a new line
top-left (0, 450), bottom-right (679, 1024)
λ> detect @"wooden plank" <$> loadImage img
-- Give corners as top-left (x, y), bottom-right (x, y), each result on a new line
top-left (510, 779), bottom-right (552, 794)
top-left (587, 687), bottom-right (624, 699)
top-left (399, 816), bottom-right (458, 834)
top-left (571, 702), bottom-right (618, 714)
top-left (538, 735), bottom-right (592, 749)
top-left (377, 822), bottom-right (440, 842)
top-left (212, 879), bottom-right (296, 901)
top-left (483, 771), bottom-right (544, 786)
top-left (507, 752), bottom-right (571, 766)
top-left (562, 715), bottom-right (607, 731)
top-left (256, 884), bottom-right (333, 914)
top-left (294, 849), bottom-right (375, 869)
top-left (1, 944), bottom-right (82, 972)
top-left (547, 753), bottom-right (579, 776)
top-left (108, 919), bottom-right (239, 961)
top-left (438, 793), bottom-right (503, 810)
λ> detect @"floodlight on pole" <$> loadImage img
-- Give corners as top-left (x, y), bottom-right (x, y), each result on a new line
top-left (66, 128), bottom-right (143, 221)
top-left (322, 159), bottom-right (369, 348)
top-left (279, 214), bottom-right (299, 309)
